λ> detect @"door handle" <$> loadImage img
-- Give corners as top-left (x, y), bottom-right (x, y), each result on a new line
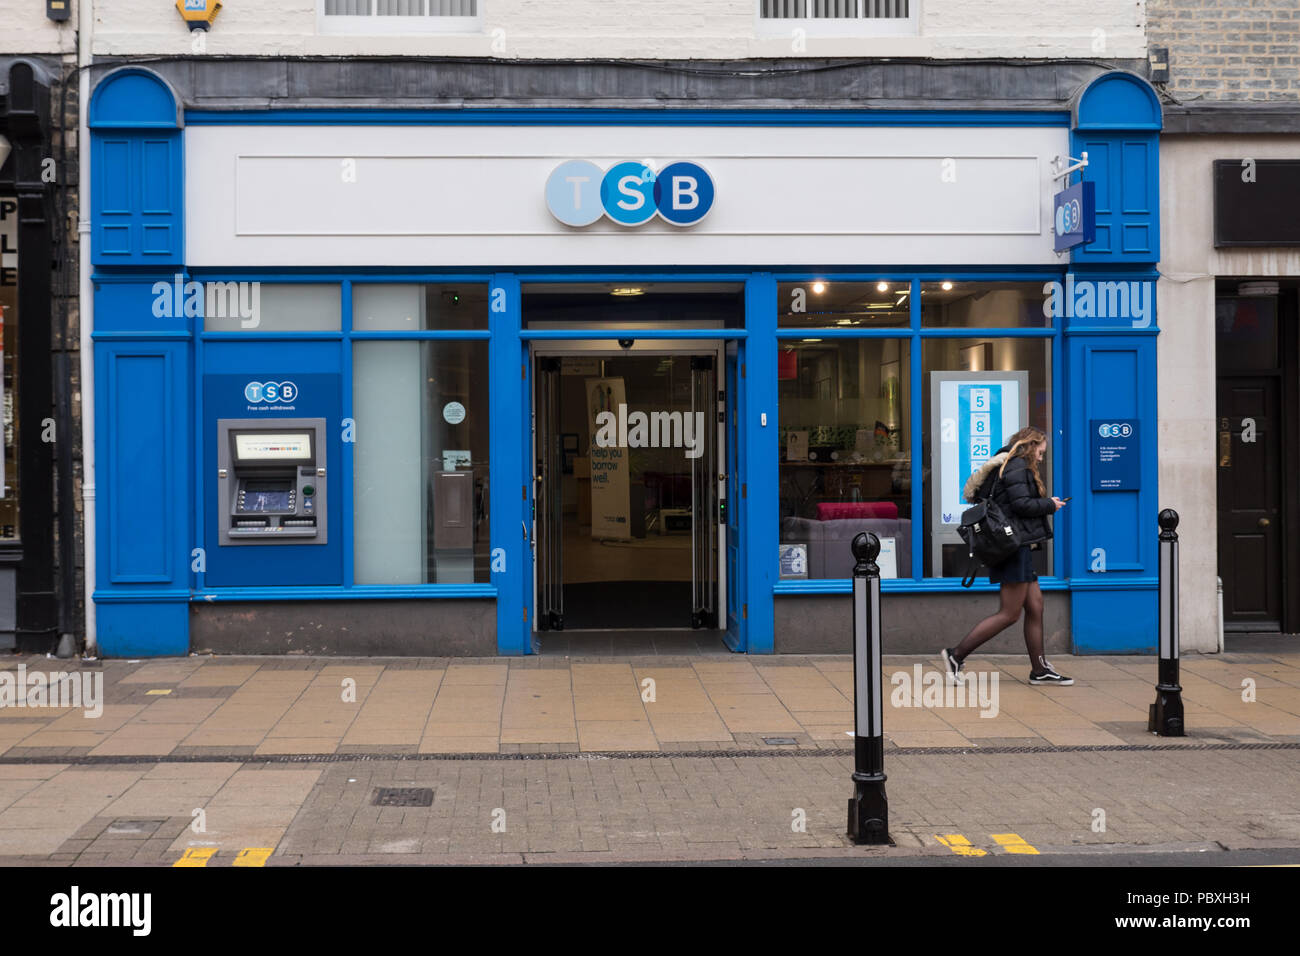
top-left (1258, 518), bottom-right (1270, 528)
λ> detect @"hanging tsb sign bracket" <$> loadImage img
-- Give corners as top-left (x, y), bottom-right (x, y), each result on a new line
top-left (1051, 152), bottom-right (1090, 182)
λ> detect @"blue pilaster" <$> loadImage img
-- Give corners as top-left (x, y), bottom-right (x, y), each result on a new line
top-left (90, 68), bottom-right (192, 656)
top-left (743, 274), bottom-right (778, 654)
top-left (1060, 71), bottom-right (1164, 653)
top-left (489, 274), bottom-right (530, 654)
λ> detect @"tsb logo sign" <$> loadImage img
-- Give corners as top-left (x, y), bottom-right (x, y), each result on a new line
top-left (1097, 422), bottom-right (1133, 438)
top-left (245, 381), bottom-right (298, 404)
top-left (546, 160), bottom-right (715, 227)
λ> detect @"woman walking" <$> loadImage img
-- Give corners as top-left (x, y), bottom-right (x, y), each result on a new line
top-left (940, 426), bottom-right (1073, 685)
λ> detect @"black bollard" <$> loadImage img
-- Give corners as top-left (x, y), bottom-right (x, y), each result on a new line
top-left (1148, 509), bottom-right (1185, 736)
top-left (847, 532), bottom-right (890, 845)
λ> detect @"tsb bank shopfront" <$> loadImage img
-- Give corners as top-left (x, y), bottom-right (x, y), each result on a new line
top-left (89, 66), bottom-right (1165, 657)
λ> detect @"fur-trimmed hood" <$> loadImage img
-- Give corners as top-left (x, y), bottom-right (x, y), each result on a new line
top-left (963, 452), bottom-right (1010, 503)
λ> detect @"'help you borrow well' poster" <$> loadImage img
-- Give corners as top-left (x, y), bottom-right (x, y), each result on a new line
top-left (585, 377), bottom-right (631, 540)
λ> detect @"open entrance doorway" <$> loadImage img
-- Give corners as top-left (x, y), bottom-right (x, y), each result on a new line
top-left (532, 346), bottom-right (725, 639)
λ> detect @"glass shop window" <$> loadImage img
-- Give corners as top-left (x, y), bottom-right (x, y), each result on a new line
top-left (778, 337), bottom-right (912, 581)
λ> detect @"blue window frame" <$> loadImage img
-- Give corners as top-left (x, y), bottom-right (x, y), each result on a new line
top-left (192, 274), bottom-right (497, 602)
top-left (773, 270), bottom-right (1067, 596)
top-left (187, 269), bottom-right (1067, 609)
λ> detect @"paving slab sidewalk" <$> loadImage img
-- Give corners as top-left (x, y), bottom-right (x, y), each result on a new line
top-left (0, 647), bottom-right (1298, 865)
top-left (2, 649), bottom-right (1298, 758)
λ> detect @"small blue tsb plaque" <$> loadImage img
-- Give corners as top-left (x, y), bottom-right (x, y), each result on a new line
top-left (1090, 419), bottom-right (1140, 490)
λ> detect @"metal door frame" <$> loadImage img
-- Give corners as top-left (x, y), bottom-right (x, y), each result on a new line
top-left (529, 336), bottom-right (727, 632)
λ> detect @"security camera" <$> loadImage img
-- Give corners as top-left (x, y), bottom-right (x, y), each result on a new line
top-left (618, 339), bottom-right (634, 350)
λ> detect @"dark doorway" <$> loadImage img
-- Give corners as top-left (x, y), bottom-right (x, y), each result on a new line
top-left (1215, 287), bottom-right (1299, 633)
top-left (533, 350), bottom-right (722, 635)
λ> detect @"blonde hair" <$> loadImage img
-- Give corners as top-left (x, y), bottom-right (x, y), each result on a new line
top-left (999, 426), bottom-right (1048, 497)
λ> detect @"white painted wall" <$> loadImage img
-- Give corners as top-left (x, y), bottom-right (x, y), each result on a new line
top-left (0, 0), bottom-right (78, 54)
top-left (91, 1), bottom-right (1146, 60)
top-left (186, 123), bottom-right (1068, 266)
top-left (1159, 136), bottom-right (1300, 651)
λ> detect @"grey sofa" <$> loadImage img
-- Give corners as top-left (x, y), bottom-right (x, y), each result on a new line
top-left (780, 516), bottom-right (912, 580)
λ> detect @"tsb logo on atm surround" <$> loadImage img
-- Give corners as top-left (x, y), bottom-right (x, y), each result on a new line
top-left (1097, 422), bottom-right (1134, 439)
top-left (245, 381), bottom-right (298, 404)
top-left (546, 160), bottom-right (715, 227)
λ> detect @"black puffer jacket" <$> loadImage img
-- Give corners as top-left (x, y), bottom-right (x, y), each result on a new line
top-left (966, 450), bottom-right (1054, 545)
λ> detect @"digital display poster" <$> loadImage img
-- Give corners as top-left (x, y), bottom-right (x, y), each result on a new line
top-left (934, 373), bottom-right (1027, 527)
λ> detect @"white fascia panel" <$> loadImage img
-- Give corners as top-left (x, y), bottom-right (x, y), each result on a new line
top-left (186, 124), bottom-right (1069, 267)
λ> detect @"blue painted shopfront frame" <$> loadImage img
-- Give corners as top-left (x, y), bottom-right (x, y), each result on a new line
top-left (94, 265), bottom-right (1161, 657)
top-left (90, 66), bottom-right (1164, 657)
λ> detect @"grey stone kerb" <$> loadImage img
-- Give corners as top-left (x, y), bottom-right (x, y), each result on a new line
top-left (92, 56), bottom-right (1148, 112)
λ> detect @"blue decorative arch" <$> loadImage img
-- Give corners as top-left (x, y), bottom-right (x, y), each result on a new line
top-left (1072, 71), bottom-right (1162, 131)
top-left (1069, 71), bottom-right (1161, 263)
top-left (89, 67), bottom-right (183, 129)
top-left (89, 68), bottom-right (184, 264)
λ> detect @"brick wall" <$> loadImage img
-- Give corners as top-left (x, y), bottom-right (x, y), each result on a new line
top-left (1148, 0), bottom-right (1300, 101)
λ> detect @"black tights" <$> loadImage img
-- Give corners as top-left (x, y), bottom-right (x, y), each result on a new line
top-left (953, 581), bottom-right (1047, 671)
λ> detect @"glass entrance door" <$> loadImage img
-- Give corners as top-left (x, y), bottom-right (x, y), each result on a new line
top-left (530, 347), bottom-right (724, 635)
top-left (690, 355), bottom-right (719, 628)
top-left (534, 357), bottom-right (564, 630)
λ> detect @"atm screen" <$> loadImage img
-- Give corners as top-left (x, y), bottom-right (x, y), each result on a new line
top-left (234, 432), bottom-right (312, 462)
top-left (241, 482), bottom-right (293, 513)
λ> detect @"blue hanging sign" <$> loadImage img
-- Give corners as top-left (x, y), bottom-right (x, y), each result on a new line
top-left (1091, 419), bottom-right (1140, 490)
top-left (1053, 180), bottom-right (1097, 252)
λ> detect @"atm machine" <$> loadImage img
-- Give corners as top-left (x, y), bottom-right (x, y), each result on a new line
top-left (217, 417), bottom-right (327, 545)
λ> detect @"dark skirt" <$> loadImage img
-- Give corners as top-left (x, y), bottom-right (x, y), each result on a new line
top-left (989, 544), bottom-right (1038, 584)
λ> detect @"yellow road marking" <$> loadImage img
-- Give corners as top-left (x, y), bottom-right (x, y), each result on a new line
top-left (233, 847), bottom-right (274, 867)
top-left (173, 848), bottom-right (217, 867)
top-left (145, 689), bottom-right (173, 695)
top-left (936, 834), bottom-right (987, 857)
top-left (992, 833), bottom-right (1040, 854)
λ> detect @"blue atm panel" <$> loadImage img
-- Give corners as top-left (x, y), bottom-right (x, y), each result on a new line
top-left (202, 343), bottom-right (343, 588)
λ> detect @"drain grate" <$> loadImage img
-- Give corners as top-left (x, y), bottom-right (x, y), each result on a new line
top-left (106, 818), bottom-right (165, 835)
top-left (762, 737), bottom-right (798, 746)
top-left (371, 787), bottom-right (434, 807)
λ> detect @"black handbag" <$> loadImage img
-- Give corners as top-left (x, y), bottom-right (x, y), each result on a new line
top-left (957, 474), bottom-right (1021, 587)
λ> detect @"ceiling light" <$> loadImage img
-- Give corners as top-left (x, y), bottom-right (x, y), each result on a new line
top-left (876, 282), bottom-right (889, 293)
top-left (610, 287), bottom-right (644, 297)
top-left (941, 281), bottom-right (954, 291)
top-left (812, 281), bottom-right (826, 294)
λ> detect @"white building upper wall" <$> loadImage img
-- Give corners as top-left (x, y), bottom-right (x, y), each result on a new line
top-left (91, 1), bottom-right (1146, 60)
top-left (0, 0), bottom-right (78, 54)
